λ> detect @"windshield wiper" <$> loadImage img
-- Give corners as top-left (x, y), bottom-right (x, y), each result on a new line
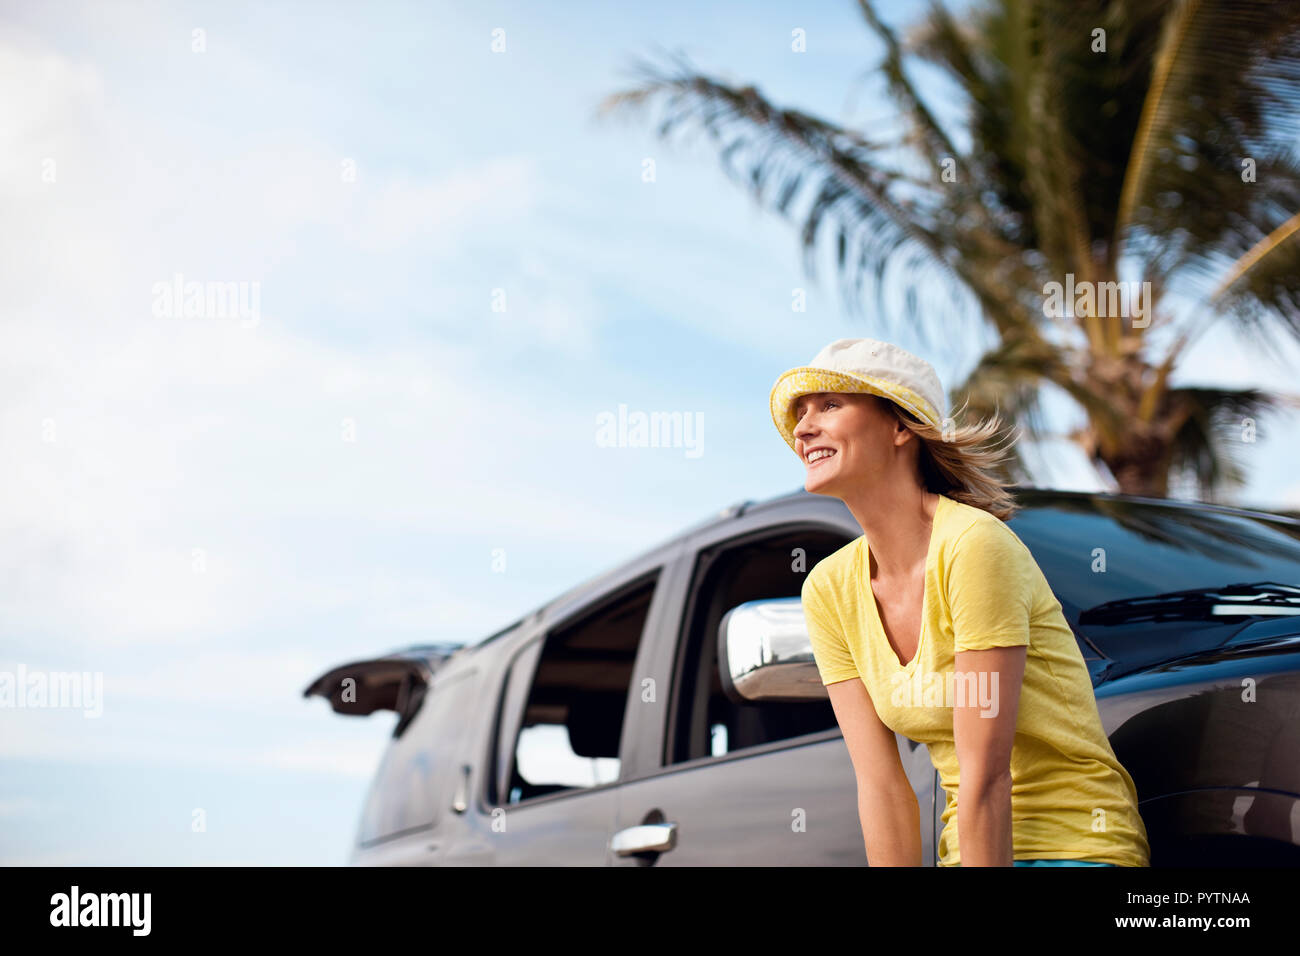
top-left (1078, 581), bottom-right (1300, 625)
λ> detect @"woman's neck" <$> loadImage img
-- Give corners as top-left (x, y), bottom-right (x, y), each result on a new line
top-left (845, 486), bottom-right (938, 579)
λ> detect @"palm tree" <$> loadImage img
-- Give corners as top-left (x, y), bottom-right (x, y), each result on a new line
top-left (597, 0), bottom-right (1300, 499)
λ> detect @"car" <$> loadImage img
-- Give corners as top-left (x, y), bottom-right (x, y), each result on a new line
top-left (304, 486), bottom-right (1300, 865)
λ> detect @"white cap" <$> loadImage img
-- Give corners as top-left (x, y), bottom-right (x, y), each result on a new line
top-left (769, 338), bottom-right (947, 453)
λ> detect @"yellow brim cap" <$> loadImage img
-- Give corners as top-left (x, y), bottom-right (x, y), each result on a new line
top-left (769, 366), bottom-right (943, 454)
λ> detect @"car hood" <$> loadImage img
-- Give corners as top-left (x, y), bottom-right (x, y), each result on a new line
top-left (1086, 615), bottom-right (1300, 683)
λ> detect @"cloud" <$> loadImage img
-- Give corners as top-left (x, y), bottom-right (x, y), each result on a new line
top-left (2, 849), bottom-right (95, 866)
top-left (0, 32), bottom-right (637, 652)
top-left (0, 697), bottom-right (390, 780)
top-left (353, 156), bottom-right (540, 252)
top-left (0, 797), bottom-right (43, 818)
top-left (1278, 481), bottom-right (1300, 510)
top-left (250, 743), bottom-right (383, 779)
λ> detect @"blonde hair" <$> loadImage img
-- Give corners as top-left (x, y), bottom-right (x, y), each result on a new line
top-left (877, 396), bottom-right (1022, 521)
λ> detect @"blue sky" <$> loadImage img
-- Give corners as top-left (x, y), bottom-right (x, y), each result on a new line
top-left (2, 0), bottom-right (1297, 864)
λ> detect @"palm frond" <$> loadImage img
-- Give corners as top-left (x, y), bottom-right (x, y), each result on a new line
top-left (601, 3), bottom-right (1300, 501)
top-left (1209, 207), bottom-right (1300, 348)
top-left (1163, 385), bottom-right (1286, 500)
top-left (855, 0), bottom-right (959, 172)
top-left (945, 334), bottom-right (1106, 483)
top-left (1116, 0), bottom-right (1300, 272)
top-left (596, 48), bottom-right (1012, 334)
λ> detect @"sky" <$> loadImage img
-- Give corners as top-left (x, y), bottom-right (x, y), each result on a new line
top-left (2, 0), bottom-right (1298, 865)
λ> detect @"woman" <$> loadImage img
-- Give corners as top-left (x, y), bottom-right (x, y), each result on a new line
top-left (769, 338), bottom-right (1149, 867)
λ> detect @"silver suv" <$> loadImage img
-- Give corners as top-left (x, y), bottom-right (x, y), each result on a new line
top-left (306, 486), bottom-right (1300, 865)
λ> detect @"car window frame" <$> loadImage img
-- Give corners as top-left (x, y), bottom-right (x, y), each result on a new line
top-left (660, 515), bottom-right (861, 771)
top-left (480, 563), bottom-right (669, 812)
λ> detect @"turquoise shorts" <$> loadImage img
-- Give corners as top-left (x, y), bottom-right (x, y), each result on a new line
top-left (951, 859), bottom-right (1116, 867)
top-left (1015, 859), bottom-right (1115, 867)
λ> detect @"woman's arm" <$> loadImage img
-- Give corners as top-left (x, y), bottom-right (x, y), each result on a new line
top-left (952, 644), bottom-right (1027, 866)
top-left (826, 677), bottom-right (924, 866)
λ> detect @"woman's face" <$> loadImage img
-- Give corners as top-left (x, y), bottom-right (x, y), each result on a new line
top-left (792, 391), bottom-right (911, 497)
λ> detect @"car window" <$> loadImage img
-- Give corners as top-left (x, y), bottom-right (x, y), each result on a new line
top-left (500, 572), bottom-right (658, 803)
top-left (669, 525), bottom-right (852, 763)
top-left (1009, 500), bottom-right (1300, 621)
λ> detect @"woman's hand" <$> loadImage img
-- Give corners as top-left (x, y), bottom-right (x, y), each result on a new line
top-left (953, 644), bottom-right (1027, 865)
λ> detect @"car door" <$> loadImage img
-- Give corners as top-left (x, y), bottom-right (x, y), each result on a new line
top-left (609, 510), bottom-right (938, 865)
top-left (481, 564), bottom-right (673, 864)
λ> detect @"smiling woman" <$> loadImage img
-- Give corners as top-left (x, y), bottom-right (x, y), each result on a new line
top-left (777, 352), bottom-right (1019, 521)
top-left (770, 337), bottom-right (1150, 867)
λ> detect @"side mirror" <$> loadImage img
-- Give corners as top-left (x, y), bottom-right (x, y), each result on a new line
top-left (717, 597), bottom-right (828, 703)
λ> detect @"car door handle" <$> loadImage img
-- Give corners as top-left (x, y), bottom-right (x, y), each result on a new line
top-left (610, 822), bottom-right (678, 856)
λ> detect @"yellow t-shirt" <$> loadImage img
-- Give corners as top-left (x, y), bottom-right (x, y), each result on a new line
top-left (801, 493), bottom-right (1150, 867)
